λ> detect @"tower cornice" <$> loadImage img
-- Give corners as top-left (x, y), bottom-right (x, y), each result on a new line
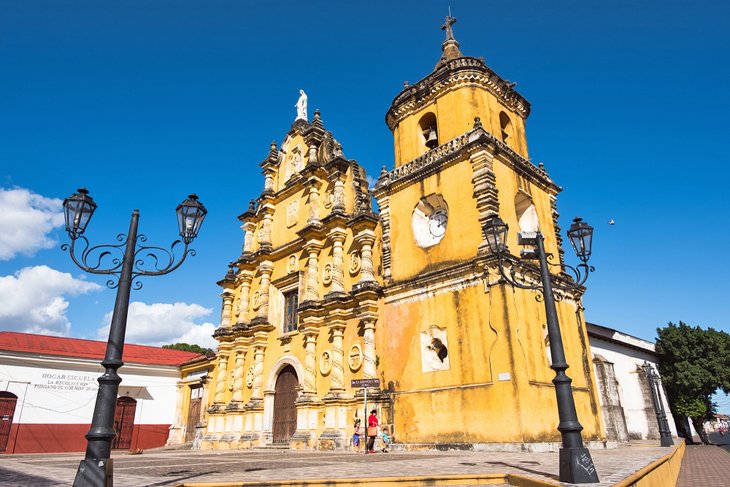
top-left (386, 56), bottom-right (531, 130)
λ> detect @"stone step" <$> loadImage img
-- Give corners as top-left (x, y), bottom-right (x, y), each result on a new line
top-left (253, 444), bottom-right (291, 450)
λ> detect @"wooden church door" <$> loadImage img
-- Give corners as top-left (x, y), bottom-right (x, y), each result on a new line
top-left (272, 365), bottom-right (298, 444)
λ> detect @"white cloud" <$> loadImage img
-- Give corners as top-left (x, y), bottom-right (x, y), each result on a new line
top-left (0, 187), bottom-right (65, 260)
top-left (0, 265), bottom-right (102, 335)
top-left (99, 302), bottom-right (217, 349)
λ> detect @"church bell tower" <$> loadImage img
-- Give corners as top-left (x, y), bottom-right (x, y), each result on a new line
top-left (372, 16), bottom-right (605, 447)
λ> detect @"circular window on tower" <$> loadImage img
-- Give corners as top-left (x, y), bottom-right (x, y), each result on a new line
top-left (412, 194), bottom-right (449, 248)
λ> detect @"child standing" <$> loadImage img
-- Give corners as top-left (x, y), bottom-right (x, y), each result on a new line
top-left (352, 419), bottom-right (361, 451)
top-left (381, 426), bottom-right (391, 453)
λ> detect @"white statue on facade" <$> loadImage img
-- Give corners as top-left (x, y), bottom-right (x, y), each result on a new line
top-left (295, 89), bottom-right (308, 121)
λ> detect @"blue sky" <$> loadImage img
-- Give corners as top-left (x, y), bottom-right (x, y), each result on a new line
top-left (1, 1), bottom-right (729, 407)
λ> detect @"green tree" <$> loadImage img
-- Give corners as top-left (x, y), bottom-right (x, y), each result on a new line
top-left (162, 342), bottom-right (214, 355)
top-left (655, 321), bottom-right (730, 444)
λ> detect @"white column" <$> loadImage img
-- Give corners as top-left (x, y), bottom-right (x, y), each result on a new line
top-left (356, 232), bottom-right (376, 283)
top-left (213, 352), bottom-right (229, 405)
top-left (220, 290), bottom-right (234, 329)
top-left (251, 344), bottom-right (266, 402)
top-left (304, 243), bottom-right (321, 302)
top-left (362, 319), bottom-right (377, 380)
top-left (236, 273), bottom-right (253, 325)
top-left (308, 181), bottom-right (321, 223)
top-left (231, 347), bottom-right (246, 403)
top-left (329, 229), bottom-right (347, 294)
top-left (329, 324), bottom-right (346, 393)
top-left (256, 262), bottom-right (273, 320)
top-left (302, 332), bottom-right (318, 395)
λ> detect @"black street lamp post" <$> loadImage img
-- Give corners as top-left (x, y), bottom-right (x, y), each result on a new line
top-left (483, 215), bottom-right (600, 484)
top-left (642, 362), bottom-right (674, 447)
top-left (62, 188), bottom-right (207, 487)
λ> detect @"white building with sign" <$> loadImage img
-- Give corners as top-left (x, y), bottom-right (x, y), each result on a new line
top-left (0, 331), bottom-right (200, 454)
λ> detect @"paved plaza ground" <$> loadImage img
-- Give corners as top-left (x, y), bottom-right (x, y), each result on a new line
top-left (0, 443), bottom-right (673, 487)
top-left (0, 435), bottom-right (727, 487)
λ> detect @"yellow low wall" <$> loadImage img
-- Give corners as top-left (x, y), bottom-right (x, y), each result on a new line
top-left (177, 443), bottom-right (686, 487)
top-left (614, 442), bottom-right (686, 487)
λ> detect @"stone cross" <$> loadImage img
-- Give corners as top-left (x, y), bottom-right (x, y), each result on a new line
top-left (442, 15), bottom-right (456, 41)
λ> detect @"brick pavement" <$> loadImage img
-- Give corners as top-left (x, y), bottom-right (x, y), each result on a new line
top-left (676, 432), bottom-right (730, 487)
top-left (0, 443), bottom-right (678, 487)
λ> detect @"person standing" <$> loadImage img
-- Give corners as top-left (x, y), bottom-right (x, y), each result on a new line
top-left (367, 409), bottom-right (379, 453)
top-left (352, 419), bottom-right (361, 451)
top-left (381, 426), bottom-right (391, 453)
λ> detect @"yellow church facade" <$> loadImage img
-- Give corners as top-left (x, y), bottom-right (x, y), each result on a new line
top-left (181, 19), bottom-right (607, 451)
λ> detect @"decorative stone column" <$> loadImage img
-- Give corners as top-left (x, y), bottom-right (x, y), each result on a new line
top-left (258, 213), bottom-right (273, 246)
top-left (375, 193), bottom-right (392, 281)
top-left (328, 323), bottom-right (347, 395)
top-left (213, 352), bottom-right (230, 405)
top-left (230, 347), bottom-right (247, 404)
top-left (469, 143), bottom-right (500, 253)
top-left (236, 272), bottom-right (253, 325)
top-left (219, 289), bottom-right (234, 329)
top-left (303, 242), bottom-right (322, 302)
top-left (355, 231), bottom-right (376, 283)
top-left (308, 143), bottom-right (318, 164)
top-left (332, 172), bottom-right (346, 212)
top-left (241, 221), bottom-right (256, 253)
top-left (255, 261), bottom-right (274, 320)
top-left (263, 168), bottom-right (275, 194)
top-left (328, 229), bottom-right (347, 295)
top-left (302, 331), bottom-right (319, 396)
top-left (250, 344), bottom-right (266, 403)
top-left (362, 318), bottom-right (377, 380)
top-left (307, 180), bottom-right (322, 223)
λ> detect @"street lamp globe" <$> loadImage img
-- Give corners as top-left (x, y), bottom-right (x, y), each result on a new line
top-left (567, 217), bottom-right (593, 262)
top-left (482, 215), bottom-right (508, 254)
top-left (176, 193), bottom-right (207, 244)
top-left (63, 188), bottom-right (97, 240)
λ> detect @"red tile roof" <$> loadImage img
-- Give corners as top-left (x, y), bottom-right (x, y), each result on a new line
top-left (0, 331), bottom-right (203, 366)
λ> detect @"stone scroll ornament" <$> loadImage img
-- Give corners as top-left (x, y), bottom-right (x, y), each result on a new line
top-left (322, 263), bottom-right (333, 285)
top-left (228, 369), bottom-right (235, 391)
top-left (319, 350), bottom-right (332, 375)
top-left (251, 291), bottom-right (261, 311)
top-left (348, 344), bottom-right (363, 371)
top-left (246, 366), bottom-right (255, 388)
top-left (349, 251), bottom-right (361, 275)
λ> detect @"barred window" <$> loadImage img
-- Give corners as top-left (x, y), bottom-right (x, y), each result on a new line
top-left (283, 290), bottom-right (299, 333)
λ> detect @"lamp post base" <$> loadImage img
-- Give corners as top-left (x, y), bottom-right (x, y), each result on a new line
top-left (73, 458), bottom-right (113, 487)
top-left (559, 447), bottom-right (600, 483)
top-left (660, 435), bottom-right (675, 447)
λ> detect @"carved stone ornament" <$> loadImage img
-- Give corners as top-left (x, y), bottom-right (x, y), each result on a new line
top-left (286, 200), bottom-right (299, 227)
top-left (324, 190), bottom-right (335, 209)
top-left (349, 251), bottom-right (361, 275)
top-left (322, 263), bottom-right (333, 285)
top-left (234, 297), bottom-right (241, 317)
top-left (287, 254), bottom-right (298, 274)
top-left (251, 291), bottom-right (262, 311)
top-left (246, 366), bottom-right (255, 388)
top-left (348, 344), bottom-right (363, 371)
top-left (228, 369), bottom-right (235, 391)
top-left (319, 350), bottom-right (332, 375)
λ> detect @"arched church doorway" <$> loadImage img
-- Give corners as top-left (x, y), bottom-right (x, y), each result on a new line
top-left (272, 365), bottom-right (298, 444)
top-left (113, 396), bottom-right (137, 449)
top-left (0, 392), bottom-right (18, 452)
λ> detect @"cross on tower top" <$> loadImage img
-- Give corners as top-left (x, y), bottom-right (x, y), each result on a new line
top-left (441, 15), bottom-right (456, 42)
